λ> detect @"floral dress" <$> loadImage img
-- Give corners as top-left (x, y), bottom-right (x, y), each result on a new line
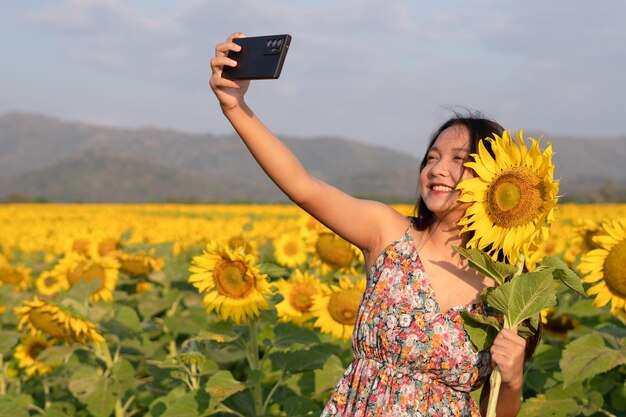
top-left (321, 226), bottom-right (493, 417)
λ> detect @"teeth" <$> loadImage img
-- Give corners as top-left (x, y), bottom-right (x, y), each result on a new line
top-left (432, 185), bottom-right (453, 192)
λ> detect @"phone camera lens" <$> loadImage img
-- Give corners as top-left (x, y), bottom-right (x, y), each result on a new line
top-left (266, 40), bottom-right (272, 48)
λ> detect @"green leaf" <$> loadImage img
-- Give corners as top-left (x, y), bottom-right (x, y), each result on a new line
top-left (560, 332), bottom-right (626, 386)
top-left (39, 402), bottom-right (76, 417)
top-left (453, 246), bottom-right (516, 285)
top-left (273, 322), bottom-right (321, 348)
top-left (520, 383), bottom-right (585, 417)
top-left (270, 345), bottom-right (333, 372)
top-left (541, 256), bottom-right (586, 296)
top-left (260, 262), bottom-right (290, 279)
top-left (0, 330), bottom-right (19, 354)
top-left (161, 390), bottom-right (210, 417)
top-left (486, 269), bottom-right (557, 327)
top-left (0, 396), bottom-right (29, 417)
top-left (38, 345), bottom-right (74, 366)
top-left (281, 395), bottom-right (322, 417)
top-left (461, 311), bottom-right (501, 351)
top-left (68, 366), bottom-right (100, 402)
top-left (85, 381), bottom-right (116, 417)
top-left (111, 359), bottom-right (136, 396)
top-left (206, 370), bottom-right (246, 412)
top-left (314, 355), bottom-right (346, 395)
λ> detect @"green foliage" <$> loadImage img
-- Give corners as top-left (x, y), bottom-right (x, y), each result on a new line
top-left (487, 269), bottom-right (557, 328)
top-left (454, 247), bottom-right (517, 286)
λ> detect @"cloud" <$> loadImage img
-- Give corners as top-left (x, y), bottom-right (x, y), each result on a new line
top-left (11, 0), bottom-right (626, 149)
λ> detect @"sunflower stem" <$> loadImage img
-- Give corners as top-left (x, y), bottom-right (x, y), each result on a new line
top-left (486, 253), bottom-right (524, 417)
top-left (43, 379), bottom-right (51, 408)
top-left (0, 355), bottom-right (6, 396)
top-left (247, 319), bottom-right (263, 416)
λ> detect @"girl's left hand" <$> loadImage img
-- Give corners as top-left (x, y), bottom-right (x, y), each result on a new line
top-left (490, 327), bottom-right (526, 390)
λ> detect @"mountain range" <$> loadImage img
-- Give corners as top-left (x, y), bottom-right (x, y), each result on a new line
top-left (1, 112), bottom-right (625, 203)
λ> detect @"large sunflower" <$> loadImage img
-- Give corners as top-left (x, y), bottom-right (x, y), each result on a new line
top-left (274, 270), bottom-right (322, 324)
top-left (273, 233), bottom-right (309, 268)
top-left (311, 276), bottom-right (366, 340)
top-left (14, 332), bottom-right (57, 376)
top-left (457, 130), bottom-right (559, 265)
top-left (50, 252), bottom-right (120, 302)
top-left (14, 296), bottom-right (104, 344)
top-left (189, 241), bottom-right (272, 324)
top-left (578, 219), bottom-right (626, 313)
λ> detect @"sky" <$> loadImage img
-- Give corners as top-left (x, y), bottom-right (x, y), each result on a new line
top-left (2, 0), bottom-right (625, 155)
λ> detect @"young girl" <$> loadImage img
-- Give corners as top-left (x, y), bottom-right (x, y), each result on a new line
top-left (210, 32), bottom-right (528, 417)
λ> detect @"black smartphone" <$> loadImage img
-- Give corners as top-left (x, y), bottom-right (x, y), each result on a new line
top-left (222, 34), bottom-right (292, 80)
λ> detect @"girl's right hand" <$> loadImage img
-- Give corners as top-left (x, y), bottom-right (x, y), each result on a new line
top-left (209, 32), bottom-right (250, 112)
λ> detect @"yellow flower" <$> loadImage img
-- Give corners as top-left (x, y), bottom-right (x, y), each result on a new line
top-left (14, 332), bottom-right (57, 376)
top-left (457, 130), bottom-right (559, 265)
top-left (274, 270), bottom-right (322, 324)
top-left (118, 252), bottom-right (164, 277)
top-left (135, 281), bottom-right (154, 293)
top-left (273, 233), bottom-right (309, 268)
top-left (578, 219), bottom-right (626, 312)
top-left (14, 296), bottom-right (104, 344)
top-left (564, 219), bottom-right (602, 266)
top-left (311, 276), bottom-right (366, 340)
top-left (0, 263), bottom-right (32, 290)
top-left (98, 237), bottom-right (121, 257)
top-left (36, 271), bottom-right (70, 297)
top-left (188, 241), bottom-right (272, 324)
top-left (313, 232), bottom-right (360, 274)
top-left (50, 252), bottom-right (120, 302)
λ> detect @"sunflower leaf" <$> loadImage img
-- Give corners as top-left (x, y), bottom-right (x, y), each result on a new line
top-left (273, 322), bottom-right (320, 347)
top-left (0, 330), bottom-right (19, 354)
top-left (270, 345), bottom-right (333, 372)
top-left (486, 268), bottom-right (556, 327)
top-left (560, 332), bottom-right (626, 387)
top-left (540, 256), bottom-right (586, 296)
top-left (453, 247), bottom-right (516, 286)
top-left (460, 311), bottom-right (501, 351)
top-left (519, 382), bottom-right (586, 417)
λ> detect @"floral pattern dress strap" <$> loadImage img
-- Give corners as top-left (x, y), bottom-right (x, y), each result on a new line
top-left (321, 227), bottom-right (493, 417)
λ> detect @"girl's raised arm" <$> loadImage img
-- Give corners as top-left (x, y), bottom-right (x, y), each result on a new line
top-left (210, 33), bottom-right (407, 254)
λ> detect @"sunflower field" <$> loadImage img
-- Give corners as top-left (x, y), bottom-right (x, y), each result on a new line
top-left (0, 203), bottom-right (625, 417)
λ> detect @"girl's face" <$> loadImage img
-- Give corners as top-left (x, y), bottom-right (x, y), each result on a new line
top-left (419, 125), bottom-right (473, 222)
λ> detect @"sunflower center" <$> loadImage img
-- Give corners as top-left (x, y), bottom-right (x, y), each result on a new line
top-left (98, 238), bottom-right (120, 256)
top-left (29, 310), bottom-right (71, 338)
top-left (213, 260), bottom-right (254, 299)
top-left (327, 289), bottom-right (361, 325)
top-left (315, 233), bottom-right (354, 268)
top-left (289, 284), bottom-right (316, 312)
top-left (283, 241), bottom-right (300, 257)
top-left (72, 239), bottom-right (90, 256)
top-left (68, 262), bottom-right (106, 288)
top-left (487, 167), bottom-right (543, 228)
top-left (44, 276), bottom-right (58, 287)
top-left (603, 239), bottom-right (626, 298)
top-left (27, 341), bottom-right (49, 360)
top-left (582, 228), bottom-right (602, 252)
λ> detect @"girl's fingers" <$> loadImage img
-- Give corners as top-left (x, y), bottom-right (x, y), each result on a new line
top-left (211, 56), bottom-right (238, 73)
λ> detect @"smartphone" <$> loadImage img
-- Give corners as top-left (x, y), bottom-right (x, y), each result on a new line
top-left (222, 34), bottom-right (292, 80)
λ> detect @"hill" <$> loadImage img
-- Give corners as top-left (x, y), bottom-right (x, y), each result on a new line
top-left (1, 112), bottom-right (625, 203)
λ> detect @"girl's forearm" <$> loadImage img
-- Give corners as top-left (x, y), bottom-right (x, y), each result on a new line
top-left (223, 103), bottom-right (314, 203)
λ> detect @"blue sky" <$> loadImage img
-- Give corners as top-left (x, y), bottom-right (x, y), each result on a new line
top-left (2, 0), bottom-right (625, 154)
